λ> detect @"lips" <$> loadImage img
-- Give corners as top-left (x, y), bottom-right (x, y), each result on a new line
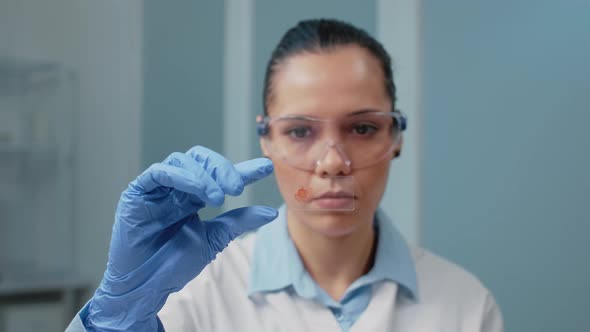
top-left (314, 191), bottom-right (355, 200)
top-left (310, 191), bottom-right (356, 210)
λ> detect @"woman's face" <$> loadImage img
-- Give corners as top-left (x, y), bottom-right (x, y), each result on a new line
top-left (261, 45), bottom-right (397, 237)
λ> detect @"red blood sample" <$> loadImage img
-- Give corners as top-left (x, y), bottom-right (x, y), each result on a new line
top-left (294, 187), bottom-right (310, 202)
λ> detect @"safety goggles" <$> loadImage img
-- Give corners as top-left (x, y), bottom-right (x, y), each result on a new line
top-left (257, 110), bottom-right (407, 172)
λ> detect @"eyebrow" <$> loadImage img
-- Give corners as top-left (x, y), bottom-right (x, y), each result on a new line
top-left (348, 108), bottom-right (384, 116)
top-left (277, 109), bottom-right (386, 121)
top-left (278, 114), bottom-right (317, 121)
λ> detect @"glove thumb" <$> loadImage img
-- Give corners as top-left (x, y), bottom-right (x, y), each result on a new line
top-left (205, 206), bottom-right (278, 252)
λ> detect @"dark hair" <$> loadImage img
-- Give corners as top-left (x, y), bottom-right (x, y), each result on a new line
top-left (263, 18), bottom-right (396, 115)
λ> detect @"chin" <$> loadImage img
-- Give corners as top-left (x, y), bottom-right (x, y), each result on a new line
top-left (300, 210), bottom-right (366, 238)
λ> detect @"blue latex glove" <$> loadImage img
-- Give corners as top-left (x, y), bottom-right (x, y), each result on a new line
top-left (82, 146), bottom-right (278, 331)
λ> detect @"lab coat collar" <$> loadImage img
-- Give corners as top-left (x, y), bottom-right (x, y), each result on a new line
top-left (247, 205), bottom-right (418, 300)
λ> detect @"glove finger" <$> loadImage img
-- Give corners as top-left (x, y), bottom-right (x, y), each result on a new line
top-left (182, 206), bottom-right (277, 259)
top-left (126, 207), bottom-right (277, 295)
top-left (233, 158), bottom-right (274, 186)
top-left (135, 163), bottom-right (224, 206)
top-left (186, 146), bottom-right (245, 196)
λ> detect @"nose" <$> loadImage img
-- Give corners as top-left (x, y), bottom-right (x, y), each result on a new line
top-left (314, 141), bottom-right (352, 176)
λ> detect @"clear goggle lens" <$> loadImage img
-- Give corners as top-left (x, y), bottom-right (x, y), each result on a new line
top-left (257, 111), bottom-right (406, 171)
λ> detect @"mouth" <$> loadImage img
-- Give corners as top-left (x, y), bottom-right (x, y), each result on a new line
top-left (311, 191), bottom-right (356, 210)
top-left (314, 191), bottom-right (356, 200)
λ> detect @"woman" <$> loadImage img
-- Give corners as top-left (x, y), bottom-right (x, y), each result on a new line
top-left (68, 19), bottom-right (503, 331)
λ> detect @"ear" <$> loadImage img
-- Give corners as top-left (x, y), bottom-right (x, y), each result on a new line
top-left (393, 135), bottom-right (404, 159)
top-left (256, 114), bottom-right (272, 158)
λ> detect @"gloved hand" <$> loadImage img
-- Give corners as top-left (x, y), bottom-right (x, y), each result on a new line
top-left (82, 146), bottom-right (278, 331)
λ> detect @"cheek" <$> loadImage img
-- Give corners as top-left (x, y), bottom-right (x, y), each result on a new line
top-left (356, 162), bottom-right (390, 209)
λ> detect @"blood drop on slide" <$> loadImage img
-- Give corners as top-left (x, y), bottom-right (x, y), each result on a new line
top-left (294, 187), bottom-right (310, 202)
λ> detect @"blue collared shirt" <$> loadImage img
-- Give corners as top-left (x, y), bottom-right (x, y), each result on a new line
top-left (248, 206), bottom-right (418, 332)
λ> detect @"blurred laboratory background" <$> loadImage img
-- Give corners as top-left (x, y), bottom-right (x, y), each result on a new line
top-left (0, 0), bottom-right (588, 331)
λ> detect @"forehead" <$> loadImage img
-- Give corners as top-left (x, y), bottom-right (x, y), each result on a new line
top-left (269, 45), bottom-right (390, 117)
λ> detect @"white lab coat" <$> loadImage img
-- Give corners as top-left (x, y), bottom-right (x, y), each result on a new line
top-left (157, 233), bottom-right (503, 331)
top-left (67, 220), bottom-right (503, 332)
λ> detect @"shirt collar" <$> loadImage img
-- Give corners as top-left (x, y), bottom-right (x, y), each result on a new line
top-left (248, 205), bottom-right (418, 300)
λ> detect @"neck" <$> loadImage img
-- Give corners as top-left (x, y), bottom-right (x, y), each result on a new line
top-left (287, 209), bottom-right (377, 301)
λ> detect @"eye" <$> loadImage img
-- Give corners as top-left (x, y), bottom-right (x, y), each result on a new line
top-left (352, 123), bottom-right (378, 136)
top-left (286, 126), bottom-right (312, 139)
